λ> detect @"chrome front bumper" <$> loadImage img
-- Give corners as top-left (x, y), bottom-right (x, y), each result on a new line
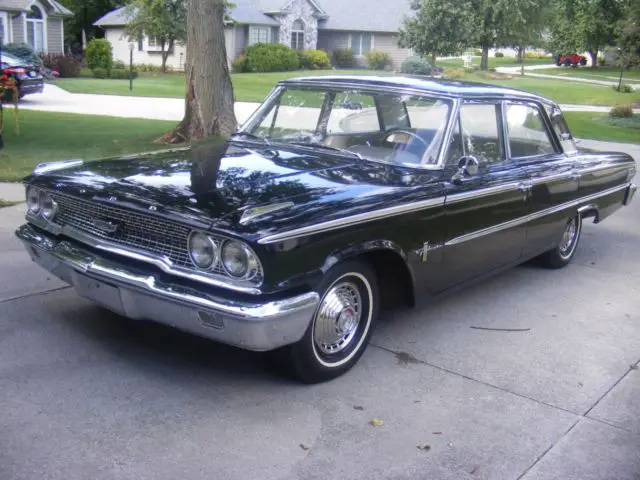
top-left (623, 183), bottom-right (637, 206)
top-left (16, 223), bottom-right (320, 351)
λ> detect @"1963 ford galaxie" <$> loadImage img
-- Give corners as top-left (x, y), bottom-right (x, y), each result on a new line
top-left (16, 75), bottom-right (637, 383)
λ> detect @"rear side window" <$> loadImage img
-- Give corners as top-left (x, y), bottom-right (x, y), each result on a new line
top-left (505, 104), bottom-right (556, 158)
top-left (458, 103), bottom-right (504, 165)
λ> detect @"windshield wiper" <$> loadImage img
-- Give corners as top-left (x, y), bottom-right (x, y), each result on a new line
top-left (230, 131), bottom-right (272, 146)
top-left (286, 140), bottom-right (364, 160)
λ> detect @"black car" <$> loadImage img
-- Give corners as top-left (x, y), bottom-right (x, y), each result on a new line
top-left (1, 52), bottom-right (44, 99)
top-left (15, 75), bottom-right (637, 383)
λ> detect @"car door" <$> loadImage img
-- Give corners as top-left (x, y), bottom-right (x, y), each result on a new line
top-left (436, 100), bottom-right (530, 291)
top-left (502, 100), bottom-right (580, 257)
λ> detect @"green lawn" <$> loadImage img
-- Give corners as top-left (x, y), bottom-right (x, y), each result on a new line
top-left (0, 199), bottom-right (21, 207)
top-left (564, 112), bottom-right (640, 144)
top-left (53, 69), bottom-right (388, 103)
top-left (52, 67), bottom-right (640, 106)
top-left (0, 110), bottom-right (175, 181)
top-left (437, 57), bottom-right (553, 69)
top-left (532, 67), bottom-right (640, 82)
top-left (472, 74), bottom-right (640, 106)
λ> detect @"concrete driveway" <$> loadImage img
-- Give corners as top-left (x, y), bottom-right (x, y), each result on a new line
top-left (1, 156), bottom-right (639, 479)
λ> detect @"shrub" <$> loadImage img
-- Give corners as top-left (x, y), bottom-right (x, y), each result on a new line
top-left (524, 52), bottom-right (549, 59)
top-left (365, 51), bottom-right (392, 70)
top-left (109, 68), bottom-right (139, 79)
top-left (400, 56), bottom-right (434, 75)
top-left (231, 55), bottom-right (249, 73)
top-left (332, 48), bottom-right (354, 68)
top-left (494, 51), bottom-right (504, 58)
top-left (86, 38), bottom-right (113, 71)
top-left (472, 49), bottom-right (483, 55)
top-left (245, 43), bottom-right (299, 72)
top-left (3, 43), bottom-right (42, 68)
top-left (91, 67), bottom-right (108, 79)
top-left (134, 63), bottom-right (173, 73)
top-left (444, 68), bottom-right (466, 79)
top-left (598, 57), bottom-right (606, 67)
top-left (39, 54), bottom-right (82, 78)
top-left (91, 67), bottom-right (138, 79)
top-left (113, 59), bottom-right (126, 69)
top-left (609, 104), bottom-right (633, 117)
top-left (298, 49), bottom-right (331, 70)
top-left (612, 84), bottom-right (634, 93)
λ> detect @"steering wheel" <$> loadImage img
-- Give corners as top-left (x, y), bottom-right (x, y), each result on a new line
top-left (385, 130), bottom-right (430, 148)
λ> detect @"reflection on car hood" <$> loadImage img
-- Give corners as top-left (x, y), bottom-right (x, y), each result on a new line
top-left (25, 141), bottom-right (442, 237)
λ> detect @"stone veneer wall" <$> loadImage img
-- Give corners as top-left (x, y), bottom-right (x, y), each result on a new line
top-left (278, 0), bottom-right (318, 49)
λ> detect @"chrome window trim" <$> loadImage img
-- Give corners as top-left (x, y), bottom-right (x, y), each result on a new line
top-left (26, 214), bottom-right (264, 295)
top-left (445, 183), bottom-right (630, 246)
top-left (258, 196), bottom-right (446, 244)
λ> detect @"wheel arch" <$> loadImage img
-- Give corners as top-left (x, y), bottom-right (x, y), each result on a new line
top-left (321, 240), bottom-right (416, 308)
top-left (577, 203), bottom-right (600, 223)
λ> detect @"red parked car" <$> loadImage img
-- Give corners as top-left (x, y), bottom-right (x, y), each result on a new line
top-left (556, 53), bottom-right (588, 67)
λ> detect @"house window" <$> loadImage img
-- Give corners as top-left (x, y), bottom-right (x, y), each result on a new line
top-left (148, 36), bottom-right (157, 47)
top-left (291, 19), bottom-right (304, 50)
top-left (26, 5), bottom-right (45, 52)
top-left (248, 26), bottom-right (271, 45)
top-left (350, 33), bottom-right (373, 56)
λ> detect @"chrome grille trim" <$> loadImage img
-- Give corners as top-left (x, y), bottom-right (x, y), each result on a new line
top-left (27, 191), bottom-right (264, 294)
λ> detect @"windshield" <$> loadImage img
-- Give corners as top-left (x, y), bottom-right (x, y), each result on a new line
top-left (240, 85), bottom-right (453, 167)
top-left (1, 53), bottom-right (25, 66)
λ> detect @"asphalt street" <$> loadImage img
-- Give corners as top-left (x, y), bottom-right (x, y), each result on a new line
top-left (1, 163), bottom-right (639, 479)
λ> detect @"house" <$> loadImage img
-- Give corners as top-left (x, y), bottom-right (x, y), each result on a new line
top-left (93, 0), bottom-right (414, 71)
top-left (0, 0), bottom-right (72, 53)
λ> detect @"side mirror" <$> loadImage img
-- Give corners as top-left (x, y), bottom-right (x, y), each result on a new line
top-left (451, 155), bottom-right (479, 184)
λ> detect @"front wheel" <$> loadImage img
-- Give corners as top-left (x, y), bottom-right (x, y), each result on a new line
top-left (538, 213), bottom-right (582, 268)
top-left (283, 260), bottom-right (379, 383)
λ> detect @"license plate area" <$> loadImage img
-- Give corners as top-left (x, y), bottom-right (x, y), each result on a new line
top-left (74, 274), bottom-right (126, 315)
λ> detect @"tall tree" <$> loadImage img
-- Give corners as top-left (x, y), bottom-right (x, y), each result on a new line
top-left (549, 0), bottom-right (626, 67)
top-left (59, 0), bottom-right (121, 52)
top-left (398, 0), bottom-right (478, 65)
top-left (161, 0), bottom-right (236, 143)
top-left (474, 0), bottom-right (541, 70)
top-left (615, 0), bottom-right (640, 67)
top-left (123, 0), bottom-right (187, 72)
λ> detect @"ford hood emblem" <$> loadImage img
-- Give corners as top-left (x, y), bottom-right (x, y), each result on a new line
top-left (93, 218), bottom-right (120, 234)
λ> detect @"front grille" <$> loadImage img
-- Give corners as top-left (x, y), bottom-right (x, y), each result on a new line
top-left (51, 192), bottom-right (200, 270)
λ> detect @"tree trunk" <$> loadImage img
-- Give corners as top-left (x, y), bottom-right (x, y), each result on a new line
top-left (160, 0), bottom-right (237, 144)
top-left (431, 52), bottom-right (436, 66)
top-left (161, 39), bottom-right (174, 73)
top-left (517, 46), bottom-right (524, 64)
top-left (587, 49), bottom-right (598, 68)
top-left (480, 44), bottom-right (490, 70)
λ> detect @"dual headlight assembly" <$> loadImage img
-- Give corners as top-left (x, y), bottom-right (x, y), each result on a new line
top-left (188, 233), bottom-right (262, 283)
top-left (27, 186), bottom-right (58, 221)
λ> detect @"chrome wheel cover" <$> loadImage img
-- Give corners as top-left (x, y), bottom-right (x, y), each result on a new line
top-left (559, 217), bottom-right (578, 258)
top-left (313, 281), bottom-right (362, 355)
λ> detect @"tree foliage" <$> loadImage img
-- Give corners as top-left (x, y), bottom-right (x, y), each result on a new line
top-left (59, 0), bottom-right (121, 52)
top-left (399, 0), bottom-right (548, 69)
top-left (123, 0), bottom-right (187, 72)
top-left (616, 0), bottom-right (640, 67)
top-left (549, 0), bottom-right (626, 66)
top-left (398, 0), bottom-right (477, 63)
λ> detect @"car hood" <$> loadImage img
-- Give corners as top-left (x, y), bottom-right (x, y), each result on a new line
top-left (26, 141), bottom-right (443, 238)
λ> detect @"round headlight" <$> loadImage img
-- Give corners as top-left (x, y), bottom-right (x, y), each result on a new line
top-left (188, 232), bottom-right (218, 269)
top-left (27, 187), bottom-right (40, 214)
top-left (40, 191), bottom-right (58, 220)
top-left (221, 241), bottom-right (259, 279)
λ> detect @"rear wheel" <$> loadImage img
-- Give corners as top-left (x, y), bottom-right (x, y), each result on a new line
top-left (282, 260), bottom-right (379, 383)
top-left (538, 213), bottom-right (582, 268)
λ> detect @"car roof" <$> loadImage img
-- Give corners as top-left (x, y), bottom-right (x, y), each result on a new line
top-left (279, 74), bottom-right (553, 104)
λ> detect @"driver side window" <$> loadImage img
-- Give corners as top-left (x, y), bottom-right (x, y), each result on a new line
top-left (457, 103), bottom-right (505, 166)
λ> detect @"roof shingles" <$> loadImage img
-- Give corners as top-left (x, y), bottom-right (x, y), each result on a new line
top-left (93, 0), bottom-right (412, 32)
